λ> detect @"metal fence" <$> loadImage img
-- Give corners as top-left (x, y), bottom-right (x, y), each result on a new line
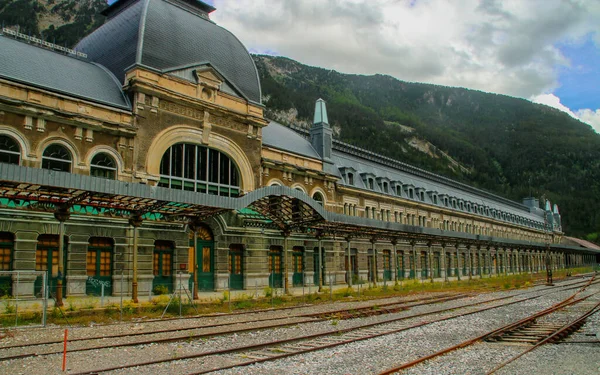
top-left (0, 270), bottom-right (48, 328)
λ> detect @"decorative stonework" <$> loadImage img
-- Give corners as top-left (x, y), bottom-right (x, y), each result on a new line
top-left (159, 100), bottom-right (205, 121)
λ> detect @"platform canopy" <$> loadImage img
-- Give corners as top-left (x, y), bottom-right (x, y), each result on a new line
top-left (0, 164), bottom-right (595, 253)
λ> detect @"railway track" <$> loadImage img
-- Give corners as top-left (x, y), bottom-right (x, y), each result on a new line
top-left (0, 292), bottom-right (469, 361)
top-left (377, 275), bottom-right (598, 375)
top-left (62, 278), bottom-right (597, 374)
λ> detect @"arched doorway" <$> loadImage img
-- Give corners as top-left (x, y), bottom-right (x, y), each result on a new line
top-left (86, 237), bottom-right (114, 296)
top-left (35, 234), bottom-right (67, 297)
top-left (0, 232), bottom-right (14, 297)
top-left (152, 240), bottom-right (174, 294)
top-left (190, 225), bottom-right (215, 291)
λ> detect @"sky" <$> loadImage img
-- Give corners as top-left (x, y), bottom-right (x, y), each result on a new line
top-left (118, 0), bottom-right (600, 133)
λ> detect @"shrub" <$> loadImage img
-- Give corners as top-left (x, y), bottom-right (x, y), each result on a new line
top-left (153, 285), bottom-right (169, 295)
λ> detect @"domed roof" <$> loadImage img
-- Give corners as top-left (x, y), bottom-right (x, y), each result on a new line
top-left (75, 0), bottom-right (261, 104)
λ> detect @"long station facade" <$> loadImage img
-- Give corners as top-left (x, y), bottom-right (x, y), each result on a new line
top-left (0, 0), bottom-right (597, 303)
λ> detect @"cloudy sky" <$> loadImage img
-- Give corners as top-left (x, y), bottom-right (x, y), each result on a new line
top-left (200, 0), bottom-right (599, 132)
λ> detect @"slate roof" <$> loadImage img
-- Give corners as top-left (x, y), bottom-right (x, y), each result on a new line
top-left (0, 35), bottom-right (131, 110)
top-left (76, 0), bottom-right (261, 104)
top-left (265, 122), bottom-right (547, 226)
top-left (262, 121), bottom-right (321, 160)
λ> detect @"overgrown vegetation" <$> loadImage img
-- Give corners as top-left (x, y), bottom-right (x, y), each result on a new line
top-left (1, 269), bottom-right (594, 327)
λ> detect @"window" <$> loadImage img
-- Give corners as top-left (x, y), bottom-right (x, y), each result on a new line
top-left (382, 182), bottom-right (389, 193)
top-left (90, 153), bottom-right (117, 179)
top-left (229, 245), bottom-right (243, 275)
top-left (87, 237), bottom-right (113, 277)
top-left (433, 196), bottom-right (438, 205)
top-left (368, 178), bottom-right (374, 190)
top-left (154, 241), bottom-right (173, 277)
top-left (0, 135), bottom-right (20, 165)
top-left (42, 144), bottom-right (71, 172)
top-left (396, 185), bottom-right (402, 196)
top-left (347, 173), bottom-right (354, 185)
top-left (159, 143), bottom-right (240, 197)
top-left (0, 232), bottom-right (13, 271)
top-left (420, 192), bottom-right (425, 201)
top-left (312, 192), bottom-right (324, 205)
top-left (409, 189), bottom-right (414, 199)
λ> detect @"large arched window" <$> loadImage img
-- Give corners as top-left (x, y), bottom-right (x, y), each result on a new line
top-left (0, 135), bottom-right (20, 165)
top-left (90, 152), bottom-right (117, 180)
top-left (42, 144), bottom-right (71, 172)
top-left (90, 153), bottom-right (117, 179)
top-left (159, 143), bottom-right (240, 197)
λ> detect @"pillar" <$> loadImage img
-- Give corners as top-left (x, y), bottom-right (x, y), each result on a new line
top-left (428, 242), bottom-right (433, 282)
top-left (411, 241), bottom-right (418, 280)
top-left (466, 245), bottom-right (472, 280)
top-left (317, 234), bottom-right (323, 291)
top-left (455, 244), bottom-right (461, 280)
top-left (391, 239), bottom-right (398, 283)
top-left (283, 230), bottom-right (290, 294)
top-left (54, 207), bottom-right (70, 307)
top-left (346, 237), bottom-right (352, 287)
top-left (129, 214), bottom-right (143, 303)
top-left (441, 243), bottom-right (447, 281)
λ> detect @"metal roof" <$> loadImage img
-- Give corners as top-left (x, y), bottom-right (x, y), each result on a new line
top-left (76, 0), bottom-right (262, 104)
top-left (262, 121), bottom-right (321, 160)
top-left (0, 35), bottom-right (131, 111)
top-left (0, 163), bottom-right (591, 253)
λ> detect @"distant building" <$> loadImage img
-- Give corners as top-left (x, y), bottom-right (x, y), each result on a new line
top-left (0, 0), bottom-right (593, 302)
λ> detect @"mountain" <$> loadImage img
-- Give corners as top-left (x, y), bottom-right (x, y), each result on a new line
top-left (1, 1), bottom-right (598, 239)
top-left (254, 55), bottom-right (600, 239)
top-left (0, 0), bottom-right (107, 47)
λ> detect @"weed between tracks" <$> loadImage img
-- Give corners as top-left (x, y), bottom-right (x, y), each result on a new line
top-left (0, 268), bottom-right (593, 327)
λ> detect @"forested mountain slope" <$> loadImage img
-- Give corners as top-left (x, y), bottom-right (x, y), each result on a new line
top-left (254, 55), bottom-right (600, 238)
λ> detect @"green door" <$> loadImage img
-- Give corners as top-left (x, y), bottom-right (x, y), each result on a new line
top-left (313, 248), bottom-right (325, 285)
top-left (292, 247), bottom-right (304, 286)
top-left (396, 252), bottom-right (404, 280)
top-left (462, 254), bottom-right (467, 276)
top-left (383, 250), bottom-right (392, 281)
top-left (409, 254), bottom-right (415, 278)
top-left (34, 235), bottom-right (67, 298)
top-left (420, 253), bottom-right (428, 278)
top-left (229, 245), bottom-right (244, 290)
top-left (153, 241), bottom-right (173, 294)
top-left (269, 246), bottom-right (283, 288)
top-left (197, 241), bottom-right (214, 291)
top-left (86, 238), bottom-right (113, 296)
top-left (433, 254), bottom-right (441, 278)
top-left (0, 233), bottom-right (13, 297)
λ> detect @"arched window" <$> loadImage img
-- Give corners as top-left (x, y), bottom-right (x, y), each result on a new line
top-left (159, 143), bottom-right (240, 197)
top-left (42, 144), bottom-right (71, 172)
top-left (90, 153), bottom-right (117, 179)
top-left (0, 135), bottom-right (20, 165)
top-left (312, 191), bottom-right (324, 205)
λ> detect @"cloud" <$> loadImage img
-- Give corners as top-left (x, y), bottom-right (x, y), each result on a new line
top-left (211, 0), bottom-right (600, 100)
top-left (575, 108), bottom-right (600, 133)
top-left (531, 93), bottom-right (600, 133)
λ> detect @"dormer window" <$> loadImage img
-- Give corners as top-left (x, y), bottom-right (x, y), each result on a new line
top-left (409, 189), bottom-right (414, 199)
top-left (433, 196), bottom-right (438, 205)
top-left (452, 199), bottom-right (457, 209)
top-left (368, 178), bottom-right (374, 190)
top-left (444, 198), bottom-right (449, 207)
top-left (382, 181), bottom-right (389, 193)
top-left (347, 173), bottom-right (354, 185)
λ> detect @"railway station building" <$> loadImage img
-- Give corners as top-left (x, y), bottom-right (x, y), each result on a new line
top-left (0, 0), bottom-right (597, 304)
